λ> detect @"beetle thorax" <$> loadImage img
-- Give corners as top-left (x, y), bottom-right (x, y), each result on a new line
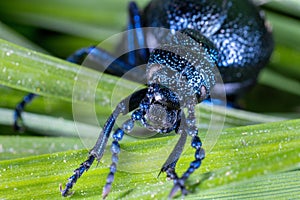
top-left (146, 30), bottom-right (218, 105)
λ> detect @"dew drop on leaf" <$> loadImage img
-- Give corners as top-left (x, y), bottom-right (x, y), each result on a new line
top-left (6, 50), bottom-right (13, 56)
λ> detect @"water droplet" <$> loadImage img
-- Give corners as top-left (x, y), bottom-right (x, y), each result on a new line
top-left (279, 143), bottom-right (282, 150)
top-left (6, 50), bottom-right (13, 56)
top-left (2, 67), bottom-right (6, 73)
top-left (225, 171), bottom-right (231, 176)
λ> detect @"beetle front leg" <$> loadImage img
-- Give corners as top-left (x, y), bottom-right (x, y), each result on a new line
top-left (168, 106), bottom-right (205, 198)
top-left (60, 88), bottom-right (147, 197)
top-left (168, 135), bottom-right (205, 198)
top-left (102, 118), bottom-right (135, 199)
top-left (60, 98), bottom-right (131, 197)
top-left (158, 112), bottom-right (190, 197)
top-left (60, 108), bottom-right (122, 197)
top-left (102, 101), bottom-right (152, 198)
top-left (60, 155), bottom-right (95, 196)
top-left (159, 114), bottom-right (187, 178)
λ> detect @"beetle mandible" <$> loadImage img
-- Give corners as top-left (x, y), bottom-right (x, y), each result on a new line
top-left (16, 0), bottom-right (274, 198)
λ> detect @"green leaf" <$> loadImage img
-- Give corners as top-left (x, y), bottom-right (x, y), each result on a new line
top-left (0, 135), bottom-right (84, 160)
top-left (259, 68), bottom-right (300, 97)
top-left (0, 21), bottom-right (46, 53)
top-left (0, 119), bottom-right (299, 199)
top-left (0, 39), bottom-right (287, 137)
top-left (0, 0), bottom-right (149, 41)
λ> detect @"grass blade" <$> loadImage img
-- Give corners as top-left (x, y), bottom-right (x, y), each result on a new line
top-left (0, 119), bottom-right (299, 199)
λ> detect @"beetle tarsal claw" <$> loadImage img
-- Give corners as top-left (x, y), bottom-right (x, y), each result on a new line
top-left (59, 184), bottom-right (74, 197)
top-left (168, 182), bottom-right (188, 199)
top-left (102, 184), bottom-right (111, 199)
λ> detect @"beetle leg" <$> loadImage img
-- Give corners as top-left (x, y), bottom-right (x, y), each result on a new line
top-left (60, 155), bottom-right (95, 197)
top-left (13, 45), bottom-right (94, 131)
top-left (13, 46), bottom-right (96, 131)
top-left (71, 46), bottom-right (146, 83)
top-left (12, 46), bottom-right (95, 131)
top-left (60, 106), bottom-right (123, 197)
top-left (60, 88), bottom-right (147, 197)
top-left (65, 46), bottom-right (96, 63)
top-left (157, 112), bottom-right (190, 197)
top-left (67, 46), bottom-right (139, 78)
top-left (13, 93), bottom-right (37, 131)
top-left (167, 105), bottom-right (205, 198)
top-left (102, 129), bottom-right (124, 199)
top-left (159, 113), bottom-right (187, 178)
top-left (14, 1), bottom-right (149, 132)
top-left (89, 2), bottom-right (149, 81)
top-left (168, 135), bottom-right (205, 198)
top-left (102, 117), bottom-right (136, 198)
top-left (13, 44), bottom-right (145, 131)
top-left (127, 2), bottom-right (149, 65)
top-left (159, 129), bottom-right (188, 196)
top-left (102, 93), bottom-right (154, 198)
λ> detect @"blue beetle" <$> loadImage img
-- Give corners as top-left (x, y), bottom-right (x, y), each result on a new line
top-left (15, 0), bottom-right (273, 198)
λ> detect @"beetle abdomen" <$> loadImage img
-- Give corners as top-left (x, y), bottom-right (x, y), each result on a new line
top-left (143, 0), bottom-right (273, 95)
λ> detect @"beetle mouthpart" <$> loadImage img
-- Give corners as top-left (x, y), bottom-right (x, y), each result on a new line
top-left (145, 103), bottom-right (178, 131)
top-left (148, 104), bottom-right (168, 124)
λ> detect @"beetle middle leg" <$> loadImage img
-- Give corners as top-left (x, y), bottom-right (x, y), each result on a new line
top-left (161, 104), bottom-right (205, 198)
top-left (158, 116), bottom-right (188, 195)
top-left (102, 118), bottom-right (137, 198)
top-left (167, 134), bottom-right (205, 198)
top-left (159, 115), bottom-right (187, 177)
top-left (60, 88), bottom-right (148, 197)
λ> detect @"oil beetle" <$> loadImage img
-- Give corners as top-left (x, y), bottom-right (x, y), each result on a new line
top-left (15, 0), bottom-right (273, 198)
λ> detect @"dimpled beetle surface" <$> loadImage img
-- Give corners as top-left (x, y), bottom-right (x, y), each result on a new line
top-left (58, 0), bottom-right (273, 198)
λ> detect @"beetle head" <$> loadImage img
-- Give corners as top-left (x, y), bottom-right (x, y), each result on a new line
top-left (141, 83), bottom-right (181, 132)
